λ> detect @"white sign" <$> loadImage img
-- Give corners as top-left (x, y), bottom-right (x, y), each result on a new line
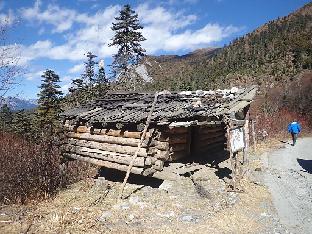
top-left (230, 128), bottom-right (245, 152)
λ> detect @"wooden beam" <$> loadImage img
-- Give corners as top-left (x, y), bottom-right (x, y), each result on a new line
top-left (63, 153), bottom-right (144, 174)
top-left (63, 146), bottom-right (145, 167)
top-left (66, 132), bottom-right (169, 151)
top-left (65, 139), bottom-right (169, 160)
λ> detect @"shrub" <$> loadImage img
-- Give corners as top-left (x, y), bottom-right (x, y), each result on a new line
top-left (0, 132), bottom-right (97, 204)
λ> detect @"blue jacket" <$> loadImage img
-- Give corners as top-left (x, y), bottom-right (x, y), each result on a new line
top-left (288, 122), bottom-right (301, 134)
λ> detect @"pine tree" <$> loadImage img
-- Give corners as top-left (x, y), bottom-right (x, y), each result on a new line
top-left (37, 69), bottom-right (63, 134)
top-left (96, 59), bottom-right (107, 84)
top-left (109, 4), bottom-right (146, 89)
top-left (0, 104), bottom-right (12, 131)
top-left (82, 52), bottom-right (97, 86)
top-left (95, 59), bottom-right (109, 96)
top-left (11, 109), bottom-right (32, 137)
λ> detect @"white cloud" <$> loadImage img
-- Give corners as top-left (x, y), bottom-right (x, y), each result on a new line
top-left (24, 70), bottom-right (45, 80)
top-left (61, 84), bottom-right (70, 93)
top-left (21, 0), bottom-right (78, 33)
top-left (18, 2), bottom-right (241, 64)
top-left (162, 24), bottom-right (240, 51)
top-left (68, 64), bottom-right (84, 74)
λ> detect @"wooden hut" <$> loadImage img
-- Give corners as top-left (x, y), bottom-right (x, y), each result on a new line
top-left (61, 86), bottom-right (257, 178)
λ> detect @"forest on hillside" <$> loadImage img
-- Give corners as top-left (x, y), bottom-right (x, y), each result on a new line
top-left (145, 2), bottom-right (312, 91)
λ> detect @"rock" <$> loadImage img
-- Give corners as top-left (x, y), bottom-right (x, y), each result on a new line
top-left (95, 177), bottom-right (107, 187)
top-left (204, 90), bottom-right (215, 95)
top-left (230, 87), bottom-right (239, 93)
top-left (129, 196), bottom-right (140, 205)
top-left (260, 212), bottom-right (270, 217)
top-left (195, 90), bottom-right (204, 96)
top-left (159, 180), bottom-right (172, 192)
top-left (157, 211), bottom-right (175, 218)
top-left (228, 94), bottom-right (235, 99)
top-left (179, 91), bottom-right (192, 96)
top-left (179, 214), bottom-right (199, 223)
top-left (72, 207), bottom-right (81, 214)
top-left (113, 202), bottom-right (130, 210)
top-left (98, 211), bottom-right (112, 222)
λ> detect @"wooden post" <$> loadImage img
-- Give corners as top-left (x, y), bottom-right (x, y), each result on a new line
top-left (118, 92), bottom-right (159, 201)
top-left (243, 112), bottom-right (250, 164)
top-left (227, 120), bottom-right (236, 190)
top-left (251, 120), bottom-right (256, 151)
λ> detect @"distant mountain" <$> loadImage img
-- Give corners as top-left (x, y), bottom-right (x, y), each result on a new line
top-left (0, 97), bottom-right (37, 111)
top-left (144, 2), bottom-right (312, 91)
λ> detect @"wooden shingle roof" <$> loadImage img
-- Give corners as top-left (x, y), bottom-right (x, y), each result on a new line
top-left (61, 86), bottom-right (257, 128)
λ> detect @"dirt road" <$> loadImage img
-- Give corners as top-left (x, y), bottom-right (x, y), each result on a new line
top-left (263, 137), bottom-right (312, 234)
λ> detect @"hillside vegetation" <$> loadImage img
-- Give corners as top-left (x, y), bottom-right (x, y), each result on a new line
top-left (145, 2), bottom-right (312, 91)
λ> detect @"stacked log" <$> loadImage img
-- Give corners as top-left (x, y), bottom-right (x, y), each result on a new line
top-left (62, 125), bottom-right (192, 174)
top-left (63, 126), bottom-right (172, 174)
top-left (192, 125), bottom-right (226, 155)
top-left (159, 127), bottom-right (192, 161)
top-left (63, 124), bottom-right (225, 174)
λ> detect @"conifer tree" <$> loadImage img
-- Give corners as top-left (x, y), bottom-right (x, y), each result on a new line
top-left (82, 52), bottom-right (97, 85)
top-left (95, 59), bottom-right (109, 96)
top-left (96, 59), bottom-right (107, 84)
top-left (0, 103), bottom-right (12, 131)
top-left (11, 109), bottom-right (32, 137)
top-left (37, 69), bottom-right (63, 134)
top-left (109, 4), bottom-right (146, 88)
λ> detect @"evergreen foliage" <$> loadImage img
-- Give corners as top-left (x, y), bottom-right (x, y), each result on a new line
top-left (11, 109), bottom-right (32, 137)
top-left (146, 2), bottom-right (312, 91)
top-left (67, 53), bottom-right (109, 106)
top-left (109, 4), bottom-right (146, 89)
top-left (95, 60), bottom-right (109, 96)
top-left (0, 104), bottom-right (13, 131)
top-left (37, 69), bottom-right (63, 134)
top-left (82, 52), bottom-right (97, 85)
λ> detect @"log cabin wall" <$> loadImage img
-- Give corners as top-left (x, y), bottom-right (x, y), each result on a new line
top-left (61, 86), bottom-right (258, 176)
top-left (191, 124), bottom-right (226, 156)
top-left (62, 125), bottom-right (193, 174)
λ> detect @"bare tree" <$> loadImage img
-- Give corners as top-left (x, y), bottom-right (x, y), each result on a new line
top-left (0, 18), bottom-right (22, 98)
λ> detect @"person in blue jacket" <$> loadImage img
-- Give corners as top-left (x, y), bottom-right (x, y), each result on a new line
top-left (288, 120), bottom-right (301, 146)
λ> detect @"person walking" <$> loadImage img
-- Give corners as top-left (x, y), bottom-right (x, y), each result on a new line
top-left (288, 120), bottom-right (301, 146)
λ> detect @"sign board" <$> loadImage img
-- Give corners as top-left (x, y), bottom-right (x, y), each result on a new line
top-left (230, 127), bottom-right (245, 152)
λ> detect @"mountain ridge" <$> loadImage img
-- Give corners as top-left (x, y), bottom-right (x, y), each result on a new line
top-left (0, 97), bottom-right (37, 111)
top-left (143, 2), bottom-right (312, 91)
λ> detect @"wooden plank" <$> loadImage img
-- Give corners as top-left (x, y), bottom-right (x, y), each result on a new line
top-left (63, 153), bottom-right (144, 174)
top-left (198, 127), bottom-right (224, 134)
top-left (63, 146), bottom-right (145, 167)
top-left (65, 139), bottom-right (169, 159)
top-left (197, 134), bottom-right (226, 143)
top-left (66, 132), bottom-right (169, 151)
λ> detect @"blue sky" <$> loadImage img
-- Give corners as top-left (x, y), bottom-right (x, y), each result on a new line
top-left (1, 0), bottom-right (310, 99)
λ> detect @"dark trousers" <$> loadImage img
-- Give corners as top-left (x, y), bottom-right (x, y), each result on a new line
top-left (291, 133), bottom-right (298, 145)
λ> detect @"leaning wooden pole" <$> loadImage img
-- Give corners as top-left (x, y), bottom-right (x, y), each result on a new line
top-left (251, 119), bottom-right (256, 151)
top-left (118, 92), bottom-right (159, 201)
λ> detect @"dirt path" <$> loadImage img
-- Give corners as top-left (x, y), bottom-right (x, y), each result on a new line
top-left (263, 137), bottom-right (312, 234)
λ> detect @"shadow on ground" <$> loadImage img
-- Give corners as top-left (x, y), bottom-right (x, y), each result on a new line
top-left (98, 167), bottom-right (163, 187)
top-left (297, 158), bottom-right (312, 174)
top-left (182, 148), bottom-right (232, 180)
top-left (280, 140), bottom-right (292, 146)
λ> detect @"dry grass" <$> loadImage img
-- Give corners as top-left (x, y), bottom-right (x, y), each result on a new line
top-left (0, 165), bottom-right (276, 234)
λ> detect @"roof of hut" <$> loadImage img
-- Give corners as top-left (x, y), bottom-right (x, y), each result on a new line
top-left (61, 85), bottom-right (257, 128)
